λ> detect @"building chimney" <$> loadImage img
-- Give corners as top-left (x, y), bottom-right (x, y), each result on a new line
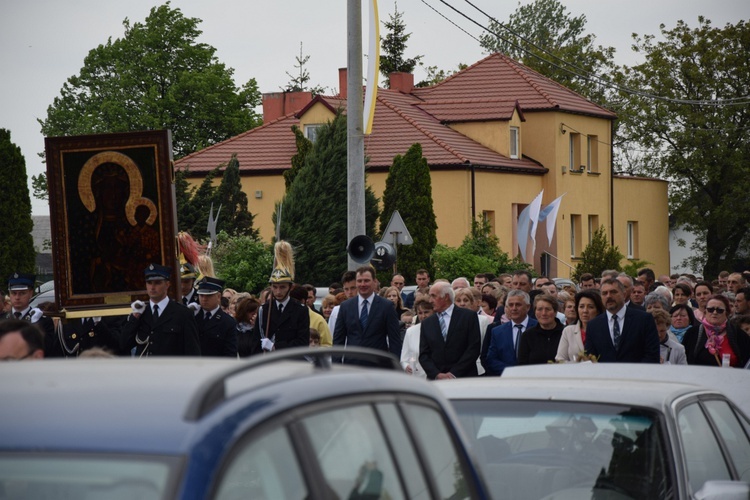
top-left (262, 91), bottom-right (313, 123)
top-left (338, 68), bottom-right (347, 99)
top-left (389, 72), bottom-right (414, 93)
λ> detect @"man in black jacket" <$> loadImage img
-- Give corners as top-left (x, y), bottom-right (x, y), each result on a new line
top-left (121, 264), bottom-right (201, 357)
top-left (196, 277), bottom-right (237, 357)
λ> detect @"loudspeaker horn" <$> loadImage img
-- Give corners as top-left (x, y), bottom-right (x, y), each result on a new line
top-left (371, 242), bottom-right (396, 271)
top-left (347, 235), bottom-right (375, 264)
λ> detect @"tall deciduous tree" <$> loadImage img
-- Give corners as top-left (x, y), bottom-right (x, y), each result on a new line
top-left (39, 2), bottom-right (261, 160)
top-left (615, 18), bottom-right (750, 278)
top-left (572, 226), bottom-right (623, 281)
top-left (278, 113), bottom-right (379, 285)
top-left (378, 143), bottom-right (437, 281)
top-left (380, 2), bottom-right (423, 87)
top-left (0, 129), bottom-right (36, 280)
top-left (479, 0), bottom-right (615, 104)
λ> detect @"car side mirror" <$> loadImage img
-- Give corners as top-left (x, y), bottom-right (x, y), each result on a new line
top-left (694, 480), bottom-right (750, 500)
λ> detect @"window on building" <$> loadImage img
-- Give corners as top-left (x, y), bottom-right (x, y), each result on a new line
top-left (588, 215), bottom-right (599, 244)
top-left (304, 124), bottom-right (323, 143)
top-left (510, 127), bottom-right (519, 159)
top-left (569, 133), bottom-right (581, 171)
top-left (571, 214), bottom-right (582, 258)
top-left (627, 221), bottom-right (639, 259)
top-left (587, 135), bottom-right (599, 173)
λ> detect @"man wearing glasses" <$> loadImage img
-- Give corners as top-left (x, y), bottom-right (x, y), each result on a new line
top-left (0, 319), bottom-right (45, 361)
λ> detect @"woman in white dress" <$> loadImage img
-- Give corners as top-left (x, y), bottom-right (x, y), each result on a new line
top-left (400, 298), bottom-right (433, 378)
top-left (555, 289), bottom-right (604, 362)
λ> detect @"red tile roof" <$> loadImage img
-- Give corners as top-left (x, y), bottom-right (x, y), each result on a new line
top-left (176, 113), bottom-right (300, 174)
top-left (363, 90), bottom-right (542, 171)
top-left (412, 53), bottom-right (616, 119)
top-left (176, 51), bottom-right (613, 174)
top-left (414, 98), bottom-right (524, 123)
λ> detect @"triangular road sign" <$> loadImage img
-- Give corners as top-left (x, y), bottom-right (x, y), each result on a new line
top-left (382, 210), bottom-right (413, 245)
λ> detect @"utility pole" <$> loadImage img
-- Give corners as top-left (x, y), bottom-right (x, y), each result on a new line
top-left (347, 0), bottom-right (366, 270)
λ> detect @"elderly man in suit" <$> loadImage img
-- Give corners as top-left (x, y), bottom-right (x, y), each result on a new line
top-left (419, 281), bottom-right (480, 380)
top-left (122, 264), bottom-right (201, 356)
top-left (585, 278), bottom-right (660, 363)
top-left (483, 290), bottom-right (537, 376)
top-left (333, 266), bottom-right (401, 358)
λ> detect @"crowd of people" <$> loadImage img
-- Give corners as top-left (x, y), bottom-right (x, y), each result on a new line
top-left (2, 250), bottom-right (750, 372)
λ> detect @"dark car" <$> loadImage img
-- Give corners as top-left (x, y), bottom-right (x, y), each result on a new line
top-left (438, 364), bottom-right (750, 500)
top-left (0, 348), bottom-right (489, 499)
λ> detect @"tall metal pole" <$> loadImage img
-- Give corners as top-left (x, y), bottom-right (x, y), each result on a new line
top-left (347, 0), bottom-right (366, 270)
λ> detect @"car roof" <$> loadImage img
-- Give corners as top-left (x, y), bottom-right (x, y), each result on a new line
top-left (503, 363), bottom-right (750, 416)
top-left (0, 351), bottom-right (445, 455)
top-left (436, 372), bottom-right (721, 410)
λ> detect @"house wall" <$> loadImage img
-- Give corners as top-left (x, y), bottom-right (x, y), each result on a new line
top-left (298, 103), bottom-right (336, 128)
top-left (613, 177), bottom-right (671, 276)
top-left (450, 120), bottom-right (508, 156)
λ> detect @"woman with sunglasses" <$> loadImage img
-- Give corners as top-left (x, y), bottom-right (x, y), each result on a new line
top-left (684, 294), bottom-right (750, 367)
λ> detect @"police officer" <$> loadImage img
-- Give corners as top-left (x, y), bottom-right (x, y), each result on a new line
top-left (1, 273), bottom-right (61, 357)
top-left (180, 263), bottom-right (199, 306)
top-left (121, 264), bottom-right (201, 356)
top-left (196, 277), bottom-right (237, 357)
top-left (250, 241), bottom-right (309, 354)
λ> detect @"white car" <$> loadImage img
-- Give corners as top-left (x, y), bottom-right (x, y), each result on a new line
top-left (438, 364), bottom-right (750, 500)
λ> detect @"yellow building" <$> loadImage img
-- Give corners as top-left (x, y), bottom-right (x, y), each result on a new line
top-left (176, 54), bottom-right (670, 278)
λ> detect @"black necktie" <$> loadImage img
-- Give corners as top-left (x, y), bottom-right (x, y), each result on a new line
top-left (613, 315), bottom-right (621, 350)
top-left (514, 324), bottom-right (523, 355)
top-left (14, 312), bottom-right (21, 319)
top-left (182, 297), bottom-right (188, 306)
top-left (278, 302), bottom-right (284, 314)
top-left (153, 305), bottom-right (160, 318)
top-left (360, 300), bottom-right (369, 330)
top-left (204, 310), bottom-right (211, 321)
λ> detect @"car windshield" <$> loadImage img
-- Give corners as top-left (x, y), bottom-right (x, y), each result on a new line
top-left (0, 454), bottom-right (179, 500)
top-left (452, 400), bottom-right (673, 500)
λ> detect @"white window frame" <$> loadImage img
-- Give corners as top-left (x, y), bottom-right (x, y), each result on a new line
top-left (510, 126), bottom-right (519, 159)
top-left (627, 222), bottom-right (635, 259)
top-left (304, 124), bottom-right (323, 143)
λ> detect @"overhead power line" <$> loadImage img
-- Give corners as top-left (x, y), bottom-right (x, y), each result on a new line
top-left (425, 0), bottom-right (750, 106)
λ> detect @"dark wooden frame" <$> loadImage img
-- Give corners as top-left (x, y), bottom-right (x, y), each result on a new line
top-left (45, 130), bottom-right (179, 313)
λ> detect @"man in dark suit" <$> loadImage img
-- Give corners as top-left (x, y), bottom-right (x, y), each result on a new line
top-left (196, 277), bottom-right (237, 357)
top-left (483, 290), bottom-right (538, 376)
top-left (617, 274), bottom-right (645, 311)
top-left (121, 264), bottom-right (201, 356)
top-left (419, 281), bottom-right (480, 379)
top-left (61, 316), bottom-right (121, 356)
top-left (585, 278), bottom-right (660, 363)
top-left (333, 266), bottom-right (401, 358)
top-left (251, 248), bottom-right (309, 354)
top-left (2, 272), bottom-right (61, 357)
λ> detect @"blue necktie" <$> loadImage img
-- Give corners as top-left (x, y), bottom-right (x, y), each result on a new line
top-left (613, 315), bottom-right (621, 350)
top-left (439, 312), bottom-right (448, 340)
top-left (360, 299), bottom-right (369, 330)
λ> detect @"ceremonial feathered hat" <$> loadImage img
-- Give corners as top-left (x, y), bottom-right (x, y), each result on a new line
top-left (268, 241), bottom-right (295, 284)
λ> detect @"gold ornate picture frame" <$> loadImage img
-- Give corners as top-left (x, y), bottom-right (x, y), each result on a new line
top-left (45, 130), bottom-right (179, 313)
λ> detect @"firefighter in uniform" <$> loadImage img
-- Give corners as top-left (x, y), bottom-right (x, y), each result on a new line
top-left (195, 277), bottom-right (237, 357)
top-left (250, 241), bottom-right (309, 355)
top-left (2, 273), bottom-right (61, 357)
top-left (121, 264), bottom-right (201, 356)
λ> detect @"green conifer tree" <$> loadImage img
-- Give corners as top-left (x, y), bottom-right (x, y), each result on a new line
top-left (215, 154), bottom-right (257, 238)
top-left (378, 143), bottom-right (437, 281)
top-left (279, 113), bottom-right (379, 284)
top-left (0, 129), bottom-right (36, 281)
top-left (572, 226), bottom-right (624, 281)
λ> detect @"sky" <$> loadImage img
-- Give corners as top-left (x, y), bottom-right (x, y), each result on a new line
top-left (1, 0), bottom-right (747, 215)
